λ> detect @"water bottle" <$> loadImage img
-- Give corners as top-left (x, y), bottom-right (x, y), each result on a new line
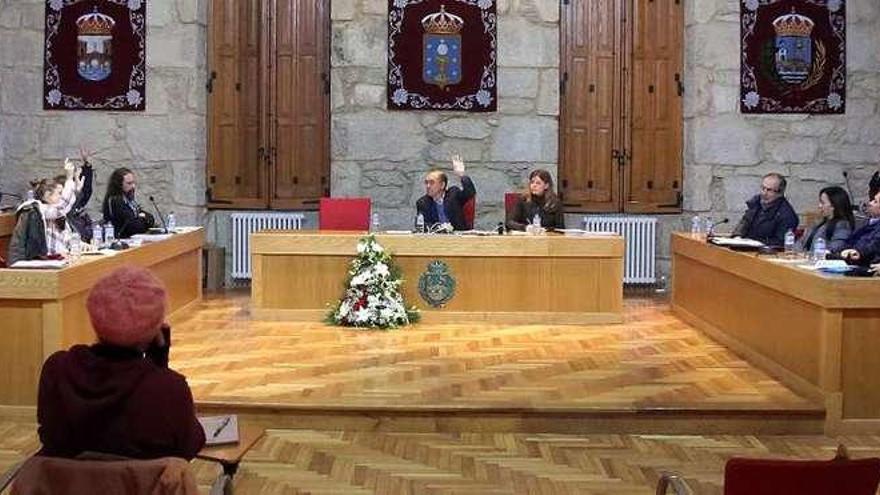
top-left (414, 213), bottom-right (425, 233)
top-left (69, 232), bottom-right (82, 261)
top-left (26, 190), bottom-right (35, 201)
top-left (371, 212), bottom-right (380, 232)
top-left (784, 229), bottom-right (796, 254)
top-left (92, 223), bottom-right (103, 247)
top-left (166, 212), bottom-right (176, 233)
top-left (104, 222), bottom-right (115, 244)
top-left (704, 217), bottom-right (714, 237)
top-left (532, 213), bottom-right (541, 229)
top-left (690, 215), bottom-right (702, 235)
top-left (812, 236), bottom-right (827, 262)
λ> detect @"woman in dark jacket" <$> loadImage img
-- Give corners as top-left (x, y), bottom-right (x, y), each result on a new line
top-left (102, 167), bottom-right (156, 238)
top-left (802, 186), bottom-right (855, 253)
top-left (506, 169), bottom-right (565, 231)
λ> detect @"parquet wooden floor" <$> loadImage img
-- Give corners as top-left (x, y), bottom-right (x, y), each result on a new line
top-left (3, 420), bottom-right (880, 494)
top-left (169, 293), bottom-right (821, 433)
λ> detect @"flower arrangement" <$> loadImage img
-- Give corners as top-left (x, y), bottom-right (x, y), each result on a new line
top-left (326, 234), bottom-right (420, 329)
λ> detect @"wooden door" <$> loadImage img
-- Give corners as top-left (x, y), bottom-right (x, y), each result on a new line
top-left (626, 0), bottom-right (683, 213)
top-left (207, 0), bottom-right (267, 208)
top-left (560, 0), bottom-right (623, 212)
top-left (269, 0), bottom-right (330, 209)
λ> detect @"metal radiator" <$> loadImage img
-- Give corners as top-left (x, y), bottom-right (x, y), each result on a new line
top-left (582, 215), bottom-right (657, 284)
top-left (231, 212), bottom-right (305, 279)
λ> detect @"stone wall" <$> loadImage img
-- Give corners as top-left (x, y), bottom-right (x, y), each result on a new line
top-left (330, 0), bottom-right (559, 230)
top-left (0, 0), bottom-right (207, 226)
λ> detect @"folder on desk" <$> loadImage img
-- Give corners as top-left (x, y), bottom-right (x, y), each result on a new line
top-left (198, 415), bottom-right (240, 445)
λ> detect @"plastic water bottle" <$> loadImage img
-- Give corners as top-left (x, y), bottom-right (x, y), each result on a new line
top-left (69, 232), bottom-right (82, 260)
top-left (784, 229), bottom-right (796, 254)
top-left (812, 236), bottom-right (827, 262)
top-left (104, 222), bottom-right (115, 244)
top-left (92, 223), bottom-right (103, 247)
top-left (26, 190), bottom-right (35, 201)
top-left (690, 215), bottom-right (702, 235)
top-left (414, 213), bottom-right (425, 234)
top-left (371, 212), bottom-right (380, 232)
top-left (166, 212), bottom-right (176, 233)
top-left (532, 213), bottom-right (541, 229)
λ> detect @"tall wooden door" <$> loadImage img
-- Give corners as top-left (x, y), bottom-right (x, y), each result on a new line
top-left (560, 0), bottom-right (683, 214)
top-left (207, 0), bottom-right (329, 210)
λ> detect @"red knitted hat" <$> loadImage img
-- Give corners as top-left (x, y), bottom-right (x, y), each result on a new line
top-left (87, 266), bottom-right (167, 347)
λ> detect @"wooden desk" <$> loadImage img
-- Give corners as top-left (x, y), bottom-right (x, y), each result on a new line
top-left (0, 228), bottom-right (204, 406)
top-left (197, 423), bottom-right (264, 476)
top-left (251, 231), bottom-right (624, 325)
top-left (0, 212), bottom-right (15, 264)
top-left (671, 232), bottom-right (880, 433)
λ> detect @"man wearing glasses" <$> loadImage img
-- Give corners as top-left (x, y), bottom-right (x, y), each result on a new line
top-left (732, 172), bottom-right (799, 247)
top-left (416, 154), bottom-right (476, 232)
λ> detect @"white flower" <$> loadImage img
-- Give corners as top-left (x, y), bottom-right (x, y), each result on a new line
top-left (742, 91), bottom-right (760, 109)
top-left (356, 241), bottom-right (367, 253)
top-left (475, 90), bottom-right (492, 107)
top-left (392, 88), bottom-right (409, 105)
top-left (50, 0), bottom-right (63, 12)
top-left (827, 92), bottom-right (842, 110)
top-left (477, 0), bottom-right (493, 9)
top-left (46, 89), bottom-right (62, 106)
top-left (373, 243), bottom-right (384, 253)
top-left (337, 300), bottom-right (351, 318)
top-left (393, 0), bottom-right (408, 7)
top-left (375, 262), bottom-right (390, 277)
top-left (354, 307), bottom-right (371, 322)
top-left (744, 0), bottom-right (759, 12)
top-left (126, 89), bottom-right (142, 106)
top-left (128, 0), bottom-right (142, 10)
top-left (827, 0), bottom-right (841, 12)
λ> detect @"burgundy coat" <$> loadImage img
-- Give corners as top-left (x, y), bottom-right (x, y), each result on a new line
top-left (37, 344), bottom-right (205, 460)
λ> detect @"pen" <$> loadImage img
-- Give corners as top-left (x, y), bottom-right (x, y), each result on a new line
top-left (212, 416), bottom-right (231, 438)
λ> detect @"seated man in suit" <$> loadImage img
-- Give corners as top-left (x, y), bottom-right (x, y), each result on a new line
top-left (837, 189), bottom-right (880, 266)
top-left (732, 172), bottom-right (798, 247)
top-left (416, 154), bottom-right (476, 231)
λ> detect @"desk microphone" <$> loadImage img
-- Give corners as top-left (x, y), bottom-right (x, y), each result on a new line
top-left (148, 195), bottom-right (169, 234)
top-left (707, 218), bottom-right (729, 237)
top-left (842, 171), bottom-right (861, 212)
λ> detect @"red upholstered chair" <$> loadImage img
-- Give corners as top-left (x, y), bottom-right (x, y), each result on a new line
top-left (319, 197), bottom-right (371, 231)
top-left (504, 192), bottom-right (520, 218)
top-left (462, 197), bottom-right (475, 230)
top-left (656, 446), bottom-right (880, 495)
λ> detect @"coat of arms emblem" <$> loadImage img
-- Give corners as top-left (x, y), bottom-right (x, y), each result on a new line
top-left (773, 10), bottom-right (814, 85)
top-left (422, 5), bottom-right (464, 89)
top-left (76, 8), bottom-right (116, 82)
top-left (418, 260), bottom-right (456, 307)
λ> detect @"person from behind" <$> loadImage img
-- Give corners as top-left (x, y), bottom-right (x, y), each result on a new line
top-left (37, 265), bottom-right (206, 460)
top-left (801, 186), bottom-right (855, 253)
top-left (506, 169), bottom-right (565, 232)
top-left (836, 189), bottom-right (880, 266)
top-left (102, 167), bottom-right (156, 238)
top-left (415, 154), bottom-right (476, 231)
top-left (732, 172), bottom-right (798, 247)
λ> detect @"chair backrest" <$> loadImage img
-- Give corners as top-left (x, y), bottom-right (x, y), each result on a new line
top-left (504, 192), bottom-right (520, 218)
top-left (462, 197), bottom-right (475, 230)
top-left (11, 455), bottom-right (198, 495)
top-left (724, 455), bottom-right (880, 495)
top-left (319, 197), bottom-right (371, 231)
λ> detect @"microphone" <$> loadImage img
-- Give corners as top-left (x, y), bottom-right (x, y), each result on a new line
top-left (707, 218), bottom-right (729, 237)
top-left (842, 171), bottom-right (861, 212)
top-left (148, 195), bottom-right (169, 234)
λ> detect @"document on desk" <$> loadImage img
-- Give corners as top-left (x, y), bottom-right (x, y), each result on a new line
top-left (708, 237), bottom-right (765, 249)
top-left (9, 259), bottom-right (67, 269)
top-left (198, 414), bottom-right (239, 445)
top-left (131, 233), bottom-right (173, 242)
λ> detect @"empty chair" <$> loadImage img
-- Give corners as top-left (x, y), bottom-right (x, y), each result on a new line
top-left (319, 197), bottom-right (371, 231)
top-left (462, 196), bottom-right (476, 230)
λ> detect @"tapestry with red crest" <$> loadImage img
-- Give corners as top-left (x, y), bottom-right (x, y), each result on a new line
top-left (388, 0), bottom-right (496, 112)
top-left (44, 0), bottom-right (146, 111)
top-left (740, 0), bottom-right (845, 114)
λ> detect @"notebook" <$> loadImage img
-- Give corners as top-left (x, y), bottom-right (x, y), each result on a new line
top-left (198, 415), bottom-right (240, 446)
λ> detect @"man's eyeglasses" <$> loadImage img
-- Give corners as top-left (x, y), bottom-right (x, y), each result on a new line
top-left (761, 186), bottom-right (780, 193)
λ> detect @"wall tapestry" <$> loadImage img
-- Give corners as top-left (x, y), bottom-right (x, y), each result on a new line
top-left (44, 0), bottom-right (146, 111)
top-left (741, 0), bottom-right (845, 114)
top-left (388, 0), bottom-right (497, 112)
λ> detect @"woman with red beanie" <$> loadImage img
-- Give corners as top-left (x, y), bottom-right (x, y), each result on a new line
top-left (36, 266), bottom-right (205, 460)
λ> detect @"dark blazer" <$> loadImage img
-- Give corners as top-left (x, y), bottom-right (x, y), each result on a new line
top-left (732, 195), bottom-right (799, 247)
top-left (835, 219), bottom-right (880, 266)
top-left (506, 194), bottom-right (565, 231)
top-left (103, 194), bottom-right (156, 238)
top-left (8, 202), bottom-right (48, 265)
top-left (416, 175), bottom-right (476, 231)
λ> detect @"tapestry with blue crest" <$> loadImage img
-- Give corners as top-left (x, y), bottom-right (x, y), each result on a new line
top-left (741, 0), bottom-right (845, 114)
top-left (388, 0), bottom-right (497, 112)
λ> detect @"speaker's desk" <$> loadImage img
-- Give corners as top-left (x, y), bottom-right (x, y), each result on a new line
top-left (251, 231), bottom-right (624, 325)
top-left (0, 228), bottom-right (204, 406)
top-left (671, 232), bottom-right (880, 433)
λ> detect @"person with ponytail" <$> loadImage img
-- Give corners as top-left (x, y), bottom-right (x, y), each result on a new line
top-left (505, 169), bottom-right (565, 231)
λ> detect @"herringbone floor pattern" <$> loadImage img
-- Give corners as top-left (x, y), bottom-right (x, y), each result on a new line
top-left (169, 293), bottom-right (815, 414)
